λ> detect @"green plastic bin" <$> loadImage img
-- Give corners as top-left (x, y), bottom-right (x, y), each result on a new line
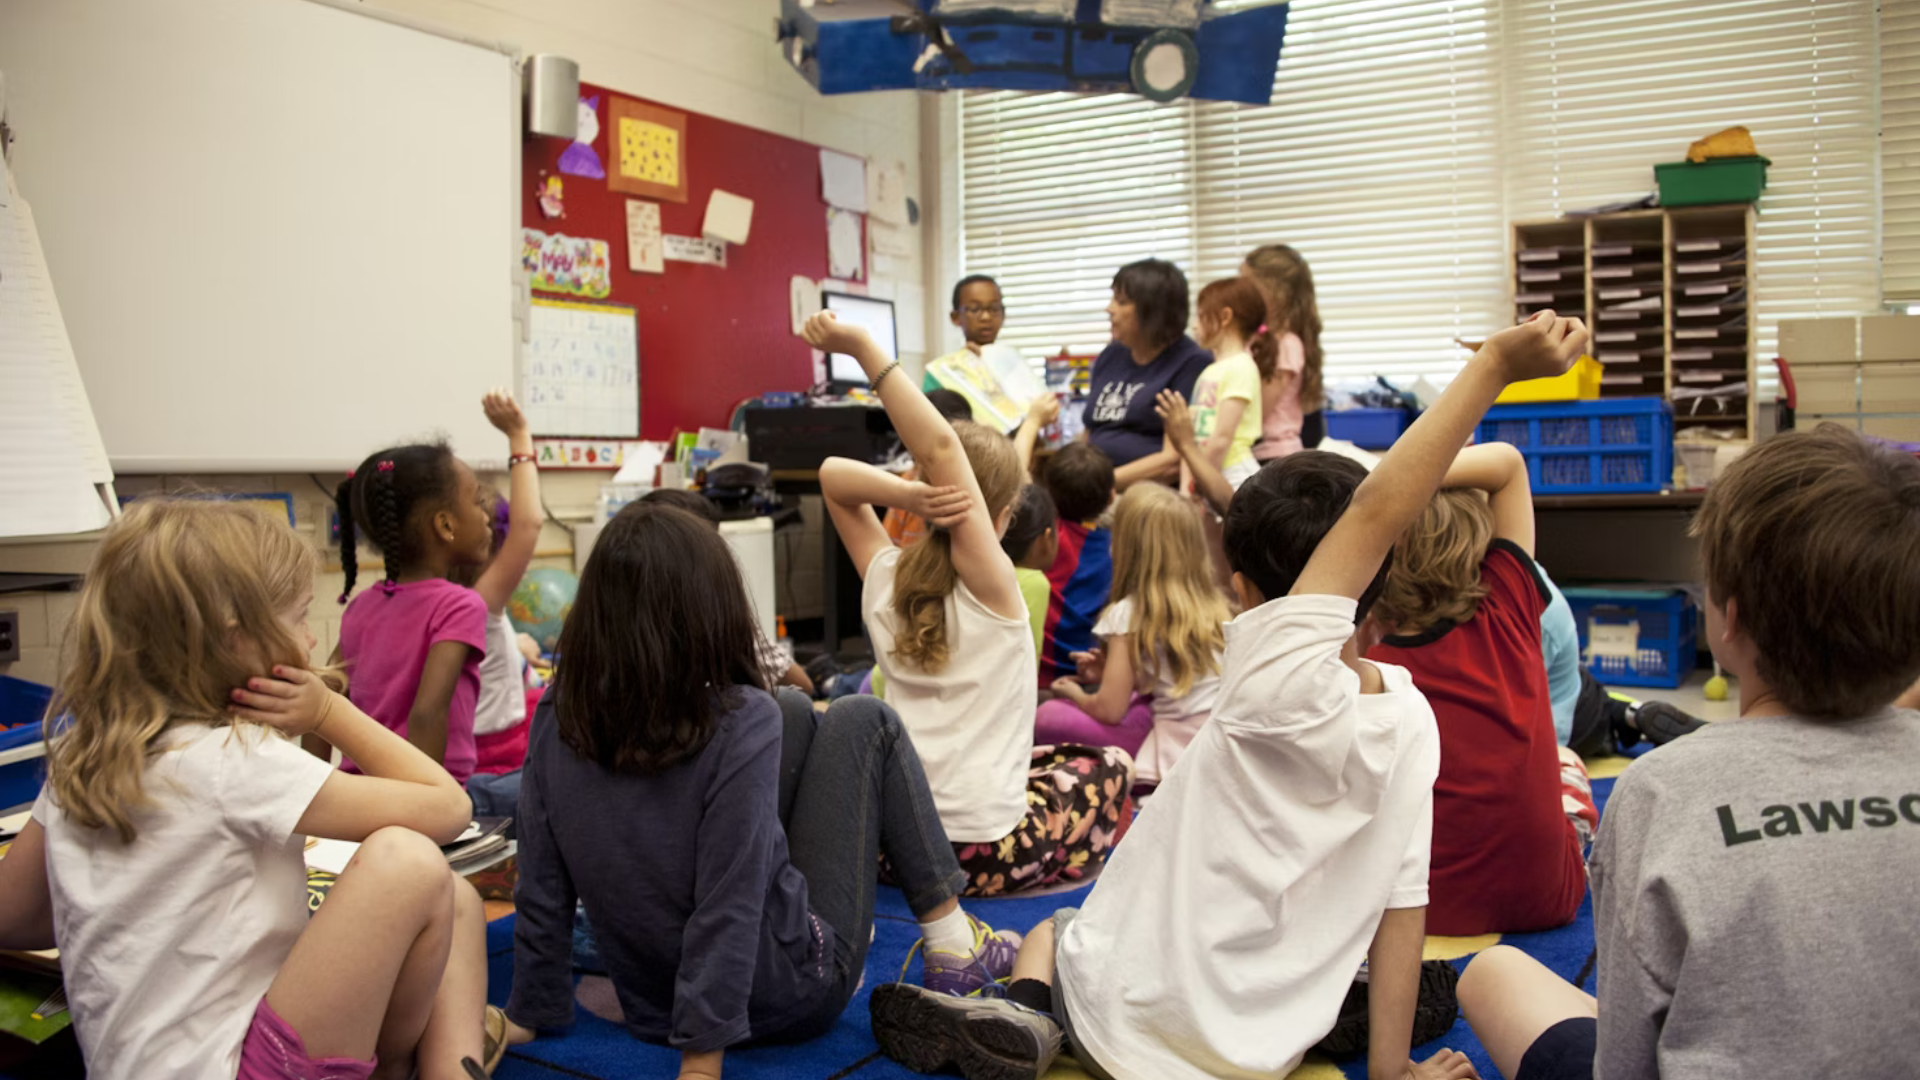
top-left (1654, 155), bottom-right (1770, 207)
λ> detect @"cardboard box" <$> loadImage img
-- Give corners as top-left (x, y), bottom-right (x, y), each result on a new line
top-left (1778, 317), bottom-right (1858, 366)
top-left (1861, 362), bottom-right (1920, 414)
top-left (1794, 365), bottom-right (1859, 415)
top-left (1861, 316), bottom-right (1920, 363)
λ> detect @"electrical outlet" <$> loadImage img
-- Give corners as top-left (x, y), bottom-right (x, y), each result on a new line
top-left (0, 610), bottom-right (18, 664)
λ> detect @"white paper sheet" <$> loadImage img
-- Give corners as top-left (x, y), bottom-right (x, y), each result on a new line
top-left (867, 160), bottom-right (909, 225)
top-left (523, 299), bottom-right (640, 438)
top-left (827, 208), bottom-right (864, 280)
top-left (625, 199), bottom-right (663, 274)
top-left (820, 149), bottom-right (869, 213)
top-left (703, 190), bottom-right (754, 246)
top-left (869, 220), bottom-right (914, 258)
top-left (790, 275), bottom-right (818, 335)
top-left (663, 234), bottom-right (727, 267)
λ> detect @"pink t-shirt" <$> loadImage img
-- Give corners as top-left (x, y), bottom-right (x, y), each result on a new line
top-left (1254, 330), bottom-right (1308, 462)
top-left (338, 578), bottom-right (487, 783)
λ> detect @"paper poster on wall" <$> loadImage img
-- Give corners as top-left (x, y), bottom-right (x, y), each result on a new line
top-left (867, 160), bottom-right (909, 226)
top-left (537, 175), bottom-right (566, 219)
top-left (522, 229), bottom-right (612, 298)
top-left (609, 98), bottom-right (689, 203)
top-left (827, 208), bottom-right (864, 281)
top-left (789, 275), bottom-right (818, 335)
top-left (558, 96), bottom-right (607, 179)
top-left (626, 200), bottom-right (663, 274)
top-left (819, 149), bottom-right (868, 213)
top-left (524, 298), bottom-right (639, 438)
top-left (869, 220), bottom-right (913, 259)
top-left (663, 235), bottom-right (727, 267)
top-left (703, 190), bottom-right (755, 246)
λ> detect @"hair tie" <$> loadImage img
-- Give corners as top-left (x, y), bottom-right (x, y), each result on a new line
top-left (1257, 324), bottom-right (1269, 335)
top-left (376, 460), bottom-right (395, 472)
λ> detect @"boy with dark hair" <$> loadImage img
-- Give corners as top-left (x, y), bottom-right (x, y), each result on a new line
top-left (1459, 423), bottom-right (1920, 1080)
top-left (869, 313), bottom-right (1588, 1080)
top-left (1037, 443), bottom-right (1118, 687)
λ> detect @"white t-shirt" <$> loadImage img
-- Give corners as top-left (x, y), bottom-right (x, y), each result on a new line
top-left (863, 546), bottom-right (1036, 842)
top-left (37, 722), bottom-right (335, 1080)
top-left (473, 610), bottom-right (529, 737)
top-left (1092, 596), bottom-right (1223, 785)
top-left (1056, 595), bottom-right (1440, 1080)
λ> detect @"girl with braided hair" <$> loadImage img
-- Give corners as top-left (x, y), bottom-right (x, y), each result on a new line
top-left (330, 392), bottom-right (529, 786)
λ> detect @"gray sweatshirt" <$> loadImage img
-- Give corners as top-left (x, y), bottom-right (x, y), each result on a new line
top-left (1591, 709), bottom-right (1920, 1079)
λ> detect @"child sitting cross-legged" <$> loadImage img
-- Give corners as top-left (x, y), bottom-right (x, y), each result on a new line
top-left (0, 500), bottom-right (502, 1079)
top-left (1366, 442), bottom-right (1597, 936)
top-left (505, 502), bottom-right (1023, 1074)
top-left (1001, 483), bottom-right (1061, 667)
top-left (1038, 482), bottom-right (1229, 785)
top-left (1038, 443), bottom-right (1119, 688)
top-left (810, 312), bottom-right (1134, 899)
top-left (867, 311), bottom-right (1589, 1080)
top-left (1458, 424), bottom-right (1920, 1080)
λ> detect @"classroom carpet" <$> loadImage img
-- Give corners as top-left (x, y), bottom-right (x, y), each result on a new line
top-left (488, 759), bottom-right (1634, 1080)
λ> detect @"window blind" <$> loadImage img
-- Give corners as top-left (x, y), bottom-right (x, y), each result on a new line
top-left (1502, 0), bottom-right (1881, 362)
top-left (957, 91), bottom-right (1197, 362)
top-left (1884, 0), bottom-right (1920, 303)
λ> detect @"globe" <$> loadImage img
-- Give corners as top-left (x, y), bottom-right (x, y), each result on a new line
top-left (508, 567), bottom-right (578, 652)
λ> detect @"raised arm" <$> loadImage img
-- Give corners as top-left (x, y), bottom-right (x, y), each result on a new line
top-left (818, 457), bottom-right (972, 580)
top-left (1292, 313), bottom-right (1587, 602)
top-left (1440, 442), bottom-right (1534, 555)
top-left (1014, 393), bottom-right (1061, 474)
top-left (1113, 446), bottom-right (1182, 491)
top-left (1157, 390), bottom-right (1236, 517)
top-left (474, 390), bottom-right (544, 613)
top-left (805, 314), bottom-right (1023, 619)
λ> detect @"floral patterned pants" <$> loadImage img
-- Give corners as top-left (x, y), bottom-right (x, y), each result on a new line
top-left (951, 743), bottom-right (1136, 898)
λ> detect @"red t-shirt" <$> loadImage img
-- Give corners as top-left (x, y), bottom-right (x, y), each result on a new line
top-left (1367, 540), bottom-right (1585, 936)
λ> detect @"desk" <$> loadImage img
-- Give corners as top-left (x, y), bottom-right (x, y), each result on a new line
top-left (1534, 489), bottom-right (1705, 583)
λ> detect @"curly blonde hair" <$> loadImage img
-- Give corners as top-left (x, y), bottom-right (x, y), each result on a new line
top-left (1375, 489), bottom-right (1495, 635)
top-left (1107, 484), bottom-right (1228, 697)
top-left (46, 500), bottom-right (322, 843)
top-left (889, 421), bottom-right (1025, 673)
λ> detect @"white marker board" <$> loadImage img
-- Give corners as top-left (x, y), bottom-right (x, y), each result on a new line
top-left (523, 299), bottom-right (640, 439)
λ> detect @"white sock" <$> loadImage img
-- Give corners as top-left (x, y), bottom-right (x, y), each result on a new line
top-left (920, 906), bottom-right (975, 956)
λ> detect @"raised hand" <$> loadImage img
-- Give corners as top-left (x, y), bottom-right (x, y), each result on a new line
top-left (908, 482), bottom-right (973, 530)
top-left (1155, 389), bottom-right (1198, 454)
top-left (230, 666), bottom-right (338, 740)
top-left (1029, 393), bottom-right (1062, 426)
top-left (803, 311), bottom-right (875, 358)
top-left (1482, 311), bottom-right (1590, 386)
top-left (483, 388), bottom-right (529, 439)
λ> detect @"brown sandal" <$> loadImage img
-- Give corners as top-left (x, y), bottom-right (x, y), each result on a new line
top-left (464, 1004), bottom-right (508, 1076)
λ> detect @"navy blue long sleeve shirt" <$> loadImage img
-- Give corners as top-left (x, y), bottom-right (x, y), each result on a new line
top-left (506, 688), bottom-right (836, 1052)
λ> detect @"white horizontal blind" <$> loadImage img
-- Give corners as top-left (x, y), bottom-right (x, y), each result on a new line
top-left (958, 91), bottom-right (1197, 361)
top-left (1192, 0), bottom-right (1510, 385)
top-left (1884, 0), bottom-right (1920, 303)
top-left (1503, 0), bottom-right (1881, 359)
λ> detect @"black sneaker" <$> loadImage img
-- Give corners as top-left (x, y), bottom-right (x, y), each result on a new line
top-left (1630, 701), bottom-right (1709, 746)
top-left (1313, 959), bottom-right (1461, 1059)
top-left (870, 983), bottom-right (1062, 1080)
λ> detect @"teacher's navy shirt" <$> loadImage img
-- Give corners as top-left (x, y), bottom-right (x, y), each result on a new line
top-left (1082, 336), bottom-right (1212, 467)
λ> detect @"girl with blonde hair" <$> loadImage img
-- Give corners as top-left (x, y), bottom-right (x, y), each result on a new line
top-left (1042, 482), bottom-right (1230, 786)
top-left (810, 313), bottom-right (1134, 900)
top-left (0, 499), bottom-right (505, 1080)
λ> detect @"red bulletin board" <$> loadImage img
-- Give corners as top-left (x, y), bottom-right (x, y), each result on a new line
top-left (523, 84), bottom-right (832, 440)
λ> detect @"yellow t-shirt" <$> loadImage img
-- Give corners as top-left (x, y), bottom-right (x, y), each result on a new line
top-left (1190, 350), bottom-right (1263, 469)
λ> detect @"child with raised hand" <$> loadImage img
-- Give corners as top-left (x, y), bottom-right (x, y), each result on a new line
top-left (505, 503), bottom-right (1020, 1073)
top-left (1184, 277), bottom-right (1273, 490)
top-left (330, 394), bottom-right (521, 784)
top-left (868, 311), bottom-right (1587, 1080)
top-left (1039, 483), bottom-right (1229, 785)
top-left (460, 392), bottom-right (544, 788)
top-left (807, 311), bottom-right (1134, 899)
top-left (0, 500), bottom-right (504, 1080)
top-left (1458, 425), bottom-right (1920, 1080)
top-left (1366, 442), bottom-right (1597, 936)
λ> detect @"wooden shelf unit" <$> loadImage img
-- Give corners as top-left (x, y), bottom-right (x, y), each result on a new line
top-left (1512, 205), bottom-right (1758, 438)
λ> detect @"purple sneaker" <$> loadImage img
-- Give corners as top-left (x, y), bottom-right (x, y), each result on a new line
top-left (919, 915), bottom-right (1023, 998)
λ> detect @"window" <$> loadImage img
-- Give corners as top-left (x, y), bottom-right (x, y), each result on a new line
top-left (953, 0), bottom-right (1882, 383)
top-left (1884, 0), bottom-right (1920, 303)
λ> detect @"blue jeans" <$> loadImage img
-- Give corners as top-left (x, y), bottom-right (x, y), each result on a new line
top-left (466, 769), bottom-right (522, 819)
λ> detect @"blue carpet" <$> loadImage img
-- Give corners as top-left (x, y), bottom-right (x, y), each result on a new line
top-left (495, 772), bottom-right (1623, 1080)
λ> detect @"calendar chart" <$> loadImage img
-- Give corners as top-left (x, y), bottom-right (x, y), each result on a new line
top-left (524, 298), bottom-right (640, 438)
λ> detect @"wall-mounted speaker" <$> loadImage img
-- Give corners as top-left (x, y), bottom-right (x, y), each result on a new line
top-left (523, 54), bottom-right (579, 140)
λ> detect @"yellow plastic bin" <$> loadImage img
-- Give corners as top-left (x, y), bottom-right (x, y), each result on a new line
top-left (1496, 356), bottom-right (1603, 405)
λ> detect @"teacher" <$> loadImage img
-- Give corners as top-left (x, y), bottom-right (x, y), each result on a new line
top-left (1082, 259), bottom-right (1213, 490)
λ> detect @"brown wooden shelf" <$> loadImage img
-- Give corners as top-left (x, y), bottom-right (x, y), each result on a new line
top-left (1534, 490), bottom-right (1706, 511)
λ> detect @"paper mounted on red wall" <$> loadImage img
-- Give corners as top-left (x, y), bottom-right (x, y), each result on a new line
top-left (704, 190), bottom-right (755, 246)
top-left (522, 229), bottom-right (612, 298)
top-left (819, 149), bottom-right (868, 212)
top-left (827, 208), bottom-right (863, 281)
top-left (559, 95), bottom-right (607, 179)
top-left (608, 98), bottom-right (688, 203)
top-left (626, 200), bottom-right (664, 273)
top-left (537, 175), bottom-right (566, 219)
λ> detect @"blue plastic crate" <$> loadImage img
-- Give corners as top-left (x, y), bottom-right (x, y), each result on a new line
top-left (0, 677), bottom-right (51, 811)
top-left (1327, 408), bottom-right (1415, 450)
top-left (1562, 586), bottom-right (1698, 689)
top-left (1477, 398), bottom-right (1673, 495)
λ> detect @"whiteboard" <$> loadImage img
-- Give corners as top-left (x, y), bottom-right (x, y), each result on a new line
top-left (0, 0), bottom-right (519, 472)
top-left (524, 299), bottom-right (640, 438)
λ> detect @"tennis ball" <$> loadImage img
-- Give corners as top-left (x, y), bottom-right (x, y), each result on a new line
top-left (1704, 674), bottom-right (1729, 702)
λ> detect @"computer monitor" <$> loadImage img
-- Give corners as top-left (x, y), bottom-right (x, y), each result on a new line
top-left (822, 291), bottom-right (899, 386)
